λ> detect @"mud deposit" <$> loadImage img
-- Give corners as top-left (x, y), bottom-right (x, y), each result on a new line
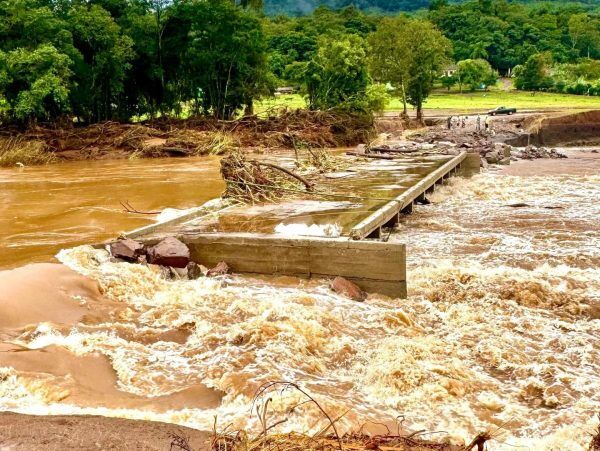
top-left (0, 153), bottom-right (598, 450)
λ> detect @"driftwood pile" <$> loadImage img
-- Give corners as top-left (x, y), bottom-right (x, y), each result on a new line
top-left (8, 121), bottom-right (232, 159)
top-left (220, 150), bottom-right (314, 203)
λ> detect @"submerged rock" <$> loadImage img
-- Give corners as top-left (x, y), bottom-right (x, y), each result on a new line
top-left (109, 238), bottom-right (144, 261)
top-left (169, 267), bottom-right (188, 279)
top-left (331, 276), bottom-right (366, 302)
top-left (146, 237), bottom-right (190, 268)
top-left (484, 151), bottom-right (500, 164)
top-left (187, 261), bottom-right (203, 280)
top-left (207, 261), bottom-right (230, 277)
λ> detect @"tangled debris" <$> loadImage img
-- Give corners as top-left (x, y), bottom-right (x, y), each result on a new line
top-left (205, 381), bottom-right (492, 451)
top-left (220, 150), bottom-right (314, 203)
top-left (0, 136), bottom-right (56, 167)
top-left (0, 110), bottom-right (374, 164)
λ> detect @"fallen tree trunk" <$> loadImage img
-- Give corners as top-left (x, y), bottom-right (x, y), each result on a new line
top-left (251, 161), bottom-right (314, 191)
top-left (346, 151), bottom-right (395, 160)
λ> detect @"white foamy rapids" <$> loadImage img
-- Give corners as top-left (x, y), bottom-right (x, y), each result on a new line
top-left (274, 222), bottom-right (342, 237)
top-left (155, 198), bottom-right (226, 223)
top-left (0, 171), bottom-right (598, 449)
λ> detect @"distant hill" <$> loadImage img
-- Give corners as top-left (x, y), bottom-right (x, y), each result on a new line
top-left (264, 0), bottom-right (600, 15)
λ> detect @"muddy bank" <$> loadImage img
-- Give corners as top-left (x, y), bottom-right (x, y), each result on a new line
top-left (0, 111), bottom-right (373, 165)
top-left (506, 110), bottom-right (600, 147)
top-left (500, 148), bottom-right (600, 176)
top-left (0, 412), bottom-right (211, 450)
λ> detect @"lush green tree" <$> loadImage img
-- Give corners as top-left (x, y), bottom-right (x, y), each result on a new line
top-left (568, 13), bottom-right (600, 58)
top-left (68, 5), bottom-right (134, 122)
top-left (236, 0), bottom-right (264, 10)
top-left (166, 0), bottom-right (273, 119)
top-left (303, 34), bottom-right (378, 112)
top-left (267, 32), bottom-right (317, 81)
top-left (404, 20), bottom-right (450, 120)
top-left (0, 44), bottom-right (72, 123)
top-left (456, 58), bottom-right (498, 91)
top-left (118, 4), bottom-right (164, 118)
top-left (440, 73), bottom-right (457, 90)
top-left (0, 0), bottom-right (75, 55)
top-left (514, 52), bottom-right (554, 91)
top-left (367, 16), bottom-right (412, 115)
top-left (428, 0), bottom-right (597, 74)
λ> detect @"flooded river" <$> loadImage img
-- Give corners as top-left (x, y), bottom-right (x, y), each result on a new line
top-left (0, 150), bottom-right (599, 449)
top-left (0, 157), bottom-right (223, 268)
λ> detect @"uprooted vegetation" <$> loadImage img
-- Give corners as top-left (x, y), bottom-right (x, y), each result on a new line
top-left (0, 136), bottom-right (56, 167)
top-left (220, 141), bottom-right (351, 203)
top-left (169, 381), bottom-right (495, 451)
top-left (0, 110), bottom-right (374, 167)
top-left (220, 149), bottom-right (316, 203)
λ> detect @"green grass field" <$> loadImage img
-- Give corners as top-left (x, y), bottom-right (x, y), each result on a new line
top-left (256, 89), bottom-right (600, 115)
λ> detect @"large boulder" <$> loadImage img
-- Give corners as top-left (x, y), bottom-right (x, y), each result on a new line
top-left (331, 276), bottom-right (366, 302)
top-left (109, 238), bottom-right (144, 262)
top-left (146, 237), bottom-right (190, 268)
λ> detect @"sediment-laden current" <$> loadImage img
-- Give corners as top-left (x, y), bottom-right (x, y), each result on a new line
top-left (0, 152), bottom-right (598, 450)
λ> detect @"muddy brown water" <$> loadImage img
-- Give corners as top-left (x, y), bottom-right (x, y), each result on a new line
top-left (0, 153), bottom-right (450, 267)
top-left (0, 156), bottom-right (224, 268)
top-left (0, 150), bottom-right (598, 450)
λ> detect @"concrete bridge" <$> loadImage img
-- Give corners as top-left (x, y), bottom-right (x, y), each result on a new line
top-left (126, 152), bottom-right (480, 299)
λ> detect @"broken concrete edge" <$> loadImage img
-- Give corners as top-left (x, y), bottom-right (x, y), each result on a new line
top-left (133, 232), bottom-right (407, 299)
top-left (123, 198), bottom-right (238, 240)
top-left (104, 233), bottom-right (406, 298)
top-left (349, 151), bottom-right (469, 240)
top-left (104, 232), bottom-right (407, 298)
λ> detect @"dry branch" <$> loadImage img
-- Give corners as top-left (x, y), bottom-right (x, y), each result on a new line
top-left (120, 201), bottom-right (161, 215)
top-left (250, 161), bottom-right (314, 191)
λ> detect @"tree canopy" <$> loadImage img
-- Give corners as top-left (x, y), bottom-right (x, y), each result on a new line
top-left (0, 0), bottom-right (599, 126)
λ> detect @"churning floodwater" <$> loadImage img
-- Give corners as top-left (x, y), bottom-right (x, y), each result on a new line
top-left (0, 151), bottom-right (598, 449)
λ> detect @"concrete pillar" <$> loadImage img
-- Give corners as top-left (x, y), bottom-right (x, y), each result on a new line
top-left (457, 152), bottom-right (481, 178)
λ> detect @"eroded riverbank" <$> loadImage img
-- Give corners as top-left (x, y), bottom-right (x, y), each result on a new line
top-left (0, 151), bottom-right (598, 449)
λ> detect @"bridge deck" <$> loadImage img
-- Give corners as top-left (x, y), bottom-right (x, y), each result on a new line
top-left (126, 151), bottom-right (480, 298)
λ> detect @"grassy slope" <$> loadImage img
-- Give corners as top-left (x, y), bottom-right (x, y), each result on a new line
top-left (256, 90), bottom-right (600, 115)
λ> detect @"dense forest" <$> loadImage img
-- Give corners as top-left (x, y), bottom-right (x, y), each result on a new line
top-left (263, 0), bottom-right (600, 15)
top-left (0, 0), bottom-right (599, 125)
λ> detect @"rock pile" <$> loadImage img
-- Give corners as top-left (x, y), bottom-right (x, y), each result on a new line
top-left (108, 237), bottom-right (230, 280)
top-left (511, 145), bottom-right (567, 160)
top-left (478, 142), bottom-right (512, 165)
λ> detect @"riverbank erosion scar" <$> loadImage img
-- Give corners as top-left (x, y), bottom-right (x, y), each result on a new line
top-left (507, 110), bottom-right (600, 146)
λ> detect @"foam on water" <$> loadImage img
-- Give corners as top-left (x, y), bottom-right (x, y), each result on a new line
top-left (1, 170), bottom-right (599, 449)
top-left (274, 222), bottom-right (342, 237)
